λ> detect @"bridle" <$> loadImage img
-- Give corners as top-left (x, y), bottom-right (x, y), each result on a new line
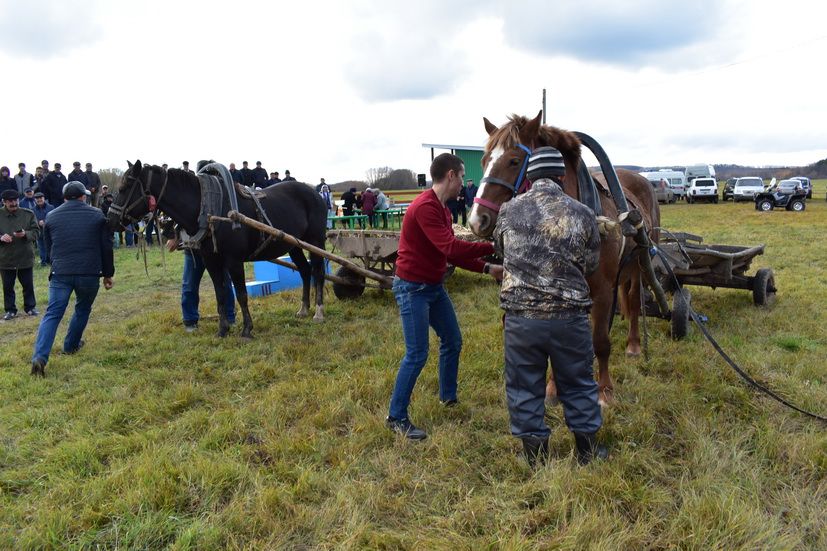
top-left (109, 166), bottom-right (169, 227)
top-left (473, 142), bottom-right (532, 213)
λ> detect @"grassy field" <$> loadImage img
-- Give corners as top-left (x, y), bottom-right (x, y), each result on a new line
top-left (1, 185), bottom-right (826, 549)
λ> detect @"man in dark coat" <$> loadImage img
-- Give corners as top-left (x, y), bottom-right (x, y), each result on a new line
top-left (1, 189), bottom-right (40, 320)
top-left (0, 166), bottom-right (15, 195)
top-left (30, 182), bottom-right (114, 377)
top-left (282, 170), bottom-right (296, 182)
top-left (341, 187), bottom-right (357, 217)
top-left (240, 161), bottom-right (252, 186)
top-left (40, 163), bottom-right (67, 206)
top-left (251, 161), bottom-right (268, 187)
top-left (32, 193), bottom-right (54, 265)
top-left (67, 162), bottom-right (89, 188)
top-left (84, 163), bottom-right (102, 207)
top-left (229, 163), bottom-right (242, 184)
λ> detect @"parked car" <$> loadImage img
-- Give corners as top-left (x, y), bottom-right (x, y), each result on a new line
top-left (733, 177), bottom-right (765, 202)
top-left (722, 178), bottom-right (737, 201)
top-left (640, 170), bottom-right (686, 200)
top-left (790, 176), bottom-right (812, 199)
top-left (754, 183), bottom-right (807, 211)
top-left (686, 177), bottom-right (718, 203)
top-left (644, 177), bottom-right (676, 204)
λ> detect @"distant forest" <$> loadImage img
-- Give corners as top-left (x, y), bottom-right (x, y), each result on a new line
top-left (618, 157), bottom-right (827, 180)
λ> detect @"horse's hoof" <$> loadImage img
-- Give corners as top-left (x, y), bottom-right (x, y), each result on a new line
top-left (625, 349), bottom-right (641, 358)
top-left (598, 389), bottom-right (614, 407)
top-left (241, 333), bottom-right (253, 340)
top-left (545, 396), bottom-right (560, 407)
top-left (312, 314), bottom-right (324, 323)
top-left (295, 309), bottom-right (309, 318)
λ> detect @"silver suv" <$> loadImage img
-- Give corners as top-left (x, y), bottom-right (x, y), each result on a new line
top-left (791, 176), bottom-right (812, 199)
top-left (733, 177), bottom-right (765, 202)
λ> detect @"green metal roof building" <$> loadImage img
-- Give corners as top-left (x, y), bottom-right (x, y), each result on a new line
top-left (422, 143), bottom-right (485, 186)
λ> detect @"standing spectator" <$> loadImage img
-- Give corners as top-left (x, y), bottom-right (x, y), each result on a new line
top-left (182, 161), bottom-right (194, 174)
top-left (229, 163), bottom-right (242, 184)
top-left (30, 182), bottom-right (114, 377)
top-left (15, 163), bottom-right (35, 194)
top-left (67, 162), bottom-right (89, 188)
top-left (386, 153), bottom-right (502, 439)
top-left (341, 187), bottom-right (357, 217)
top-left (19, 188), bottom-right (36, 211)
top-left (99, 192), bottom-right (114, 216)
top-left (251, 161), bottom-right (268, 187)
top-left (464, 179), bottom-right (477, 210)
top-left (84, 163), bottom-right (102, 207)
top-left (161, 163), bottom-right (169, 171)
top-left (445, 187), bottom-right (460, 224)
top-left (272, 171), bottom-right (281, 183)
top-left (32, 166), bottom-right (45, 190)
top-left (240, 161), bottom-right (252, 185)
top-left (455, 182), bottom-right (468, 225)
top-left (0, 167), bottom-right (15, 195)
top-left (494, 147), bottom-right (606, 467)
top-left (319, 184), bottom-right (334, 228)
top-left (41, 160), bottom-right (50, 175)
top-left (375, 188), bottom-right (390, 228)
top-left (361, 187), bottom-right (377, 228)
top-left (315, 178), bottom-right (327, 192)
top-left (282, 170), bottom-right (296, 182)
top-left (32, 193), bottom-right (54, 265)
top-left (1, 189), bottom-right (40, 320)
top-left (40, 163), bottom-right (67, 206)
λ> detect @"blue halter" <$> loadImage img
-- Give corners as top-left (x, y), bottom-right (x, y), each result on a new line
top-left (478, 143), bottom-right (533, 199)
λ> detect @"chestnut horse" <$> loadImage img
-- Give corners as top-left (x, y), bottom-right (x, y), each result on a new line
top-left (469, 112), bottom-right (660, 405)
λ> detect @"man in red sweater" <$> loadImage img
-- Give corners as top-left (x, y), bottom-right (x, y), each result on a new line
top-left (387, 153), bottom-right (503, 440)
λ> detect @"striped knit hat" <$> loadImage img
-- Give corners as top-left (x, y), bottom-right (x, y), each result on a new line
top-left (526, 146), bottom-right (565, 181)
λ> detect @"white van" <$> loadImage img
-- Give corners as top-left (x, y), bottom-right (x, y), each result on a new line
top-left (639, 170), bottom-right (687, 199)
top-left (733, 177), bottom-right (765, 202)
top-left (685, 164), bottom-right (716, 183)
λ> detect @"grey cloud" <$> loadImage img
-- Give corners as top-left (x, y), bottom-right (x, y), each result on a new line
top-left (0, 0), bottom-right (102, 58)
top-left (498, 0), bottom-right (725, 67)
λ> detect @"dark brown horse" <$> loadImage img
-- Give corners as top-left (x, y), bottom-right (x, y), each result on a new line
top-left (108, 161), bottom-right (328, 338)
top-left (469, 112), bottom-right (660, 405)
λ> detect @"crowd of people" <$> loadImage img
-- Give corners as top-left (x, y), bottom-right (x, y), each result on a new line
top-left (2, 153), bottom-right (608, 467)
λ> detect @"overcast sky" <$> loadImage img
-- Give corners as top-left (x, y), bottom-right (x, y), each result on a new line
top-left (1, 0), bottom-right (825, 182)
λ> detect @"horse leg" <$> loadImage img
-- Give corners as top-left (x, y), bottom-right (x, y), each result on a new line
top-left (227, 262), bottom-right (253, 339)
top-left (203, 256), bottom-right (231, 338)
top-left (289, 248), bottom-right (311, 318)
top-left (591, 286), bottom-right (615, 406)
top-left (310, 253), bottom-right (325, 322)
top-left (623, 270), bottom-right (642, 357)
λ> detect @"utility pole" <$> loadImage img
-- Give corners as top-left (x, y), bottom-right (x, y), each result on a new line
top-left (542, 89), bottom-right (546, 124)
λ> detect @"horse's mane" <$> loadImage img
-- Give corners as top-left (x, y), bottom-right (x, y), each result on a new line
top-left (484, 114), bottom-right (582, 167)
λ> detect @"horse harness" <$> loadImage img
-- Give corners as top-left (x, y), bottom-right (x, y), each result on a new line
top-left (109, 167), bottom-right (170, 226)
top-left (235, 184), bottom-right (279, 258)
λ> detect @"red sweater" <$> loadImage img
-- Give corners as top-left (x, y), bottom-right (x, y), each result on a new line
top-left (395, 189), bottom-right (494, 284)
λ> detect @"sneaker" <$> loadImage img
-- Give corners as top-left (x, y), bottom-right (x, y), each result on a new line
top-left (184, 323), bottom-right (198, 333)
top-left (3, 311), bottom-right (17, 321)
top-left (63, 340), bottom-right (85, 355)
top-left (25, 308), bottom-right (39, 316)
top-left (386, 416), bottom-right (427, 440)
top-left (440, 399), bottom-right (459, 408)
top-left (31, 358), bottom-right (46, 378)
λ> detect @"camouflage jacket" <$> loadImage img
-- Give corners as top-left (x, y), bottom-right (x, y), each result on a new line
top-left (493, 179), bottom-right (601, 319)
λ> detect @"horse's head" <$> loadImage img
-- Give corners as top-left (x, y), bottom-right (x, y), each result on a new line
top-left (107, 160), bottom-right (158, 230)
top-left (468, 111), bottom-right (543, 238)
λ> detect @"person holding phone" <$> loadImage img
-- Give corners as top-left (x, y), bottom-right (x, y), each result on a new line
top-left (0, 189), bottom-right (40, 320)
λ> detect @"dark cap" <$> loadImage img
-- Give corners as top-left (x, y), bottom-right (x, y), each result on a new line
top-left (85, 162), bottom-right (92, 168)
top-left (285, 170), bottom-right (291, 174)
top-left (73, 161), bottom-right (81, 167)
top-left (1, 189), bottom-right (19, 200)
top-left (34, 192), bottom-right (45, 198)
top-left (63, 181), bottom-right (91, 199)
top-left (256, 161), bottom-right (262, 165)
top-left (41, 159), bottom-right (48, 165)
top-left (182, 161), bottom-right (189, 166)
top-left (24, 187), bottom-right (34, 193)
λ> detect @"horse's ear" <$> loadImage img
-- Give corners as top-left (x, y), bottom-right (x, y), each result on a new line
top-left (483, 117), bottom-right (498, 136)
top-left (520, 111), bottom-right (543, 143)
top-left (133, 160), bottom-right (142, 174)
top-left (127, 161), bottom-right (133, 169)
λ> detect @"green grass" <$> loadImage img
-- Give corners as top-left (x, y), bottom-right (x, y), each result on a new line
top-left (1, 198), bottom-right (826, 549)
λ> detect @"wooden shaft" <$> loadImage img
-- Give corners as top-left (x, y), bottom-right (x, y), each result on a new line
top-left (210, 212), bottom-right (393, 286)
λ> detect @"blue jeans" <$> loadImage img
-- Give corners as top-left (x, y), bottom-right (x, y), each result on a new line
top-left (32, 275), bottom-right (100, 365)
top-left (36, 236), bottom-right (49, 264)
top-left (388, 277), bottom-right (462, 420)
top-left (182, 250), bottom-right (235, 325)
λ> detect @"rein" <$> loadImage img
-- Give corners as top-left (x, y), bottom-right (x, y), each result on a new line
top-left (474, 143), bottom-right (532, 213)
top-left (110, 166), bottom-right (170, 227)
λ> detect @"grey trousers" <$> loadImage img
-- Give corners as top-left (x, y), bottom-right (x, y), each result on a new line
top-left (504, 314), bottom-right (602, 438)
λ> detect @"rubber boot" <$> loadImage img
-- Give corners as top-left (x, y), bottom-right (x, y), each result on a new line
top-left (573, 432), bottom-right (608, 465)
top-left (521, 436), bottom-right (549, 468)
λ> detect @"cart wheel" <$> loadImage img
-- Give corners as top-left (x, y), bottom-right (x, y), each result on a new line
top-left (757, 199), bottom-right (773, 211)
top-left (789, 199), bottom-right (805, 212)
top-left (671, 288), bottom-right (691, 340)
top-left (752, 268), bottom-right (775, 306)
top-left (332, 266), bottom-right (366, 300)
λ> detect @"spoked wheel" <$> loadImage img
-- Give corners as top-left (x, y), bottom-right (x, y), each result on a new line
top-left (752, 268), bottom-right (776, 306)
top-left (332, 266), bottom-right (366, 300)
top-left (670, 288), bottom-right (691, 340)
top-left (758, 200), bottom-right (773, 211)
